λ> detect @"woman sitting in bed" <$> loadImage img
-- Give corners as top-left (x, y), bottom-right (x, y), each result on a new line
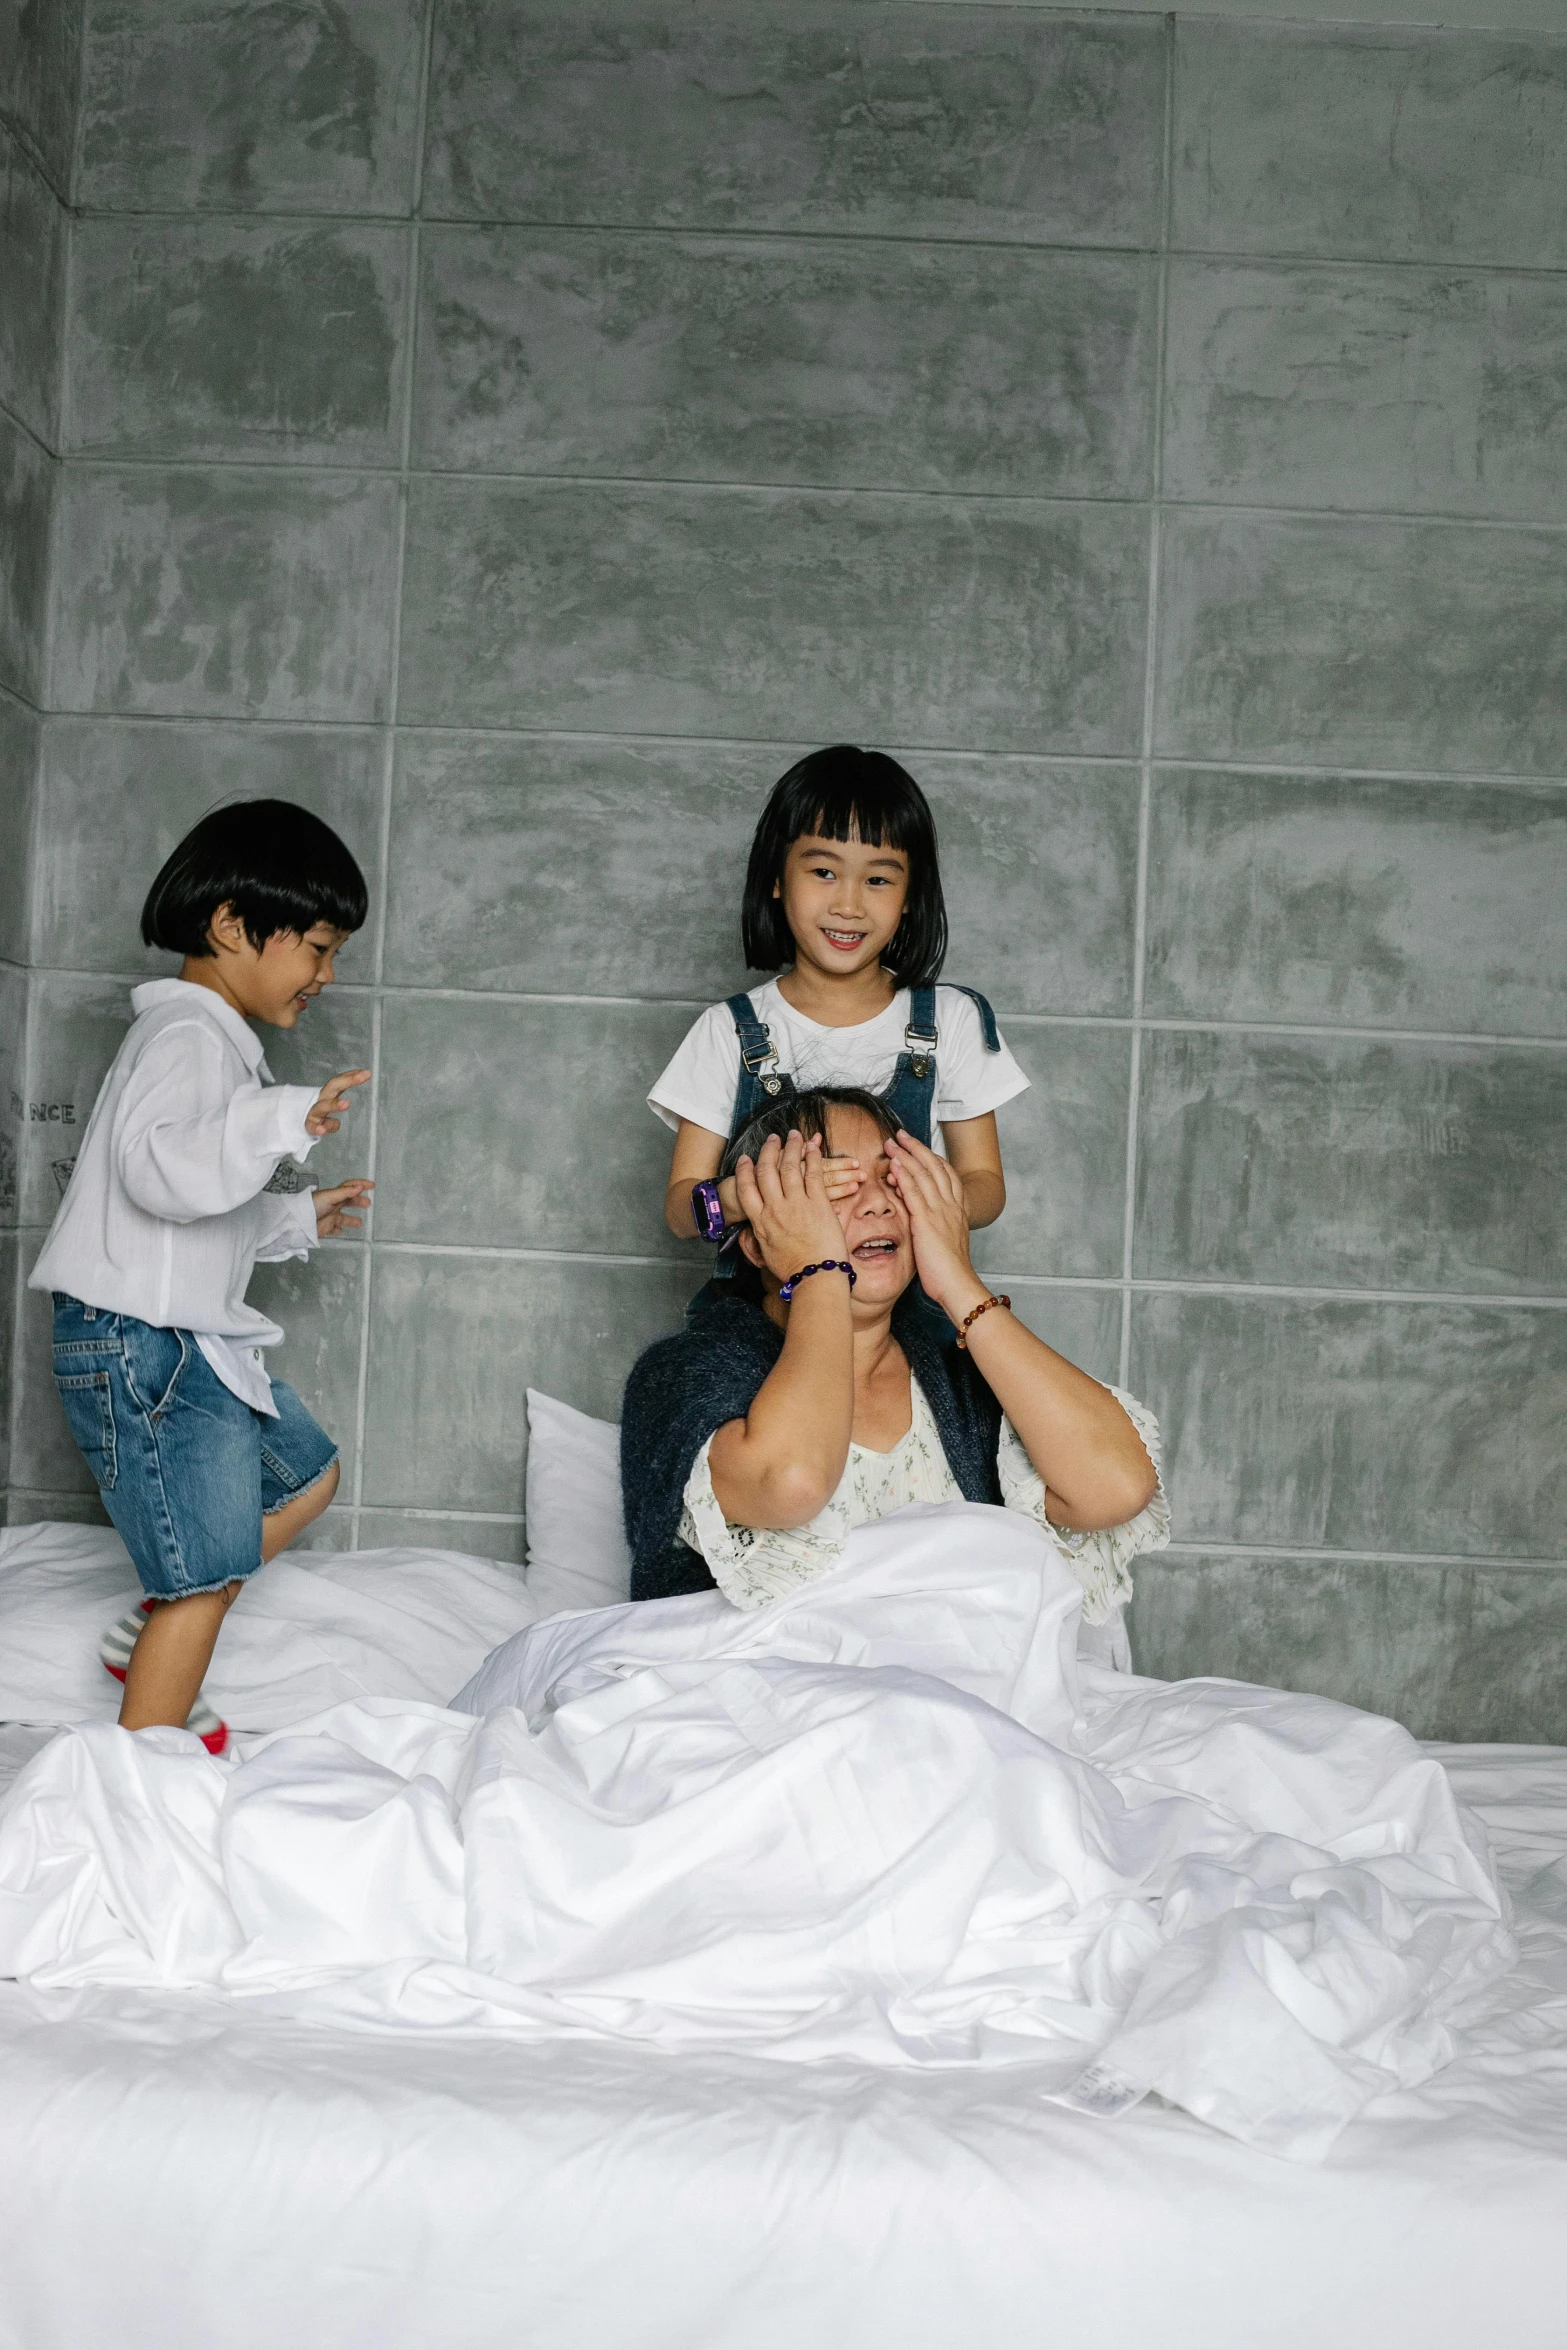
top-left (621, 1089), bottom-right (1169, 1663)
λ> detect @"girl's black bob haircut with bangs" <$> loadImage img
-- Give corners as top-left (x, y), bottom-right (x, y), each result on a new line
top-left (141, 798), bottom-right (369, 959)
top-left (741, 744), bottom-right (948, 988)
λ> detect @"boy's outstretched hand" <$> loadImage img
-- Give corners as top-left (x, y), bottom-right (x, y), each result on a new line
top-left (306, 1069), bottom-right (372, 1137)
top-left (314, 1178), bottom-right (374, 1237)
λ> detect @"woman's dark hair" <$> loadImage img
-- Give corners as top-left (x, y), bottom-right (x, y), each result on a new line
top-left (740, 745), bottom-right (947, 987)
top-left (141, 799), bottom-right (369, 958)
top-left (718, 1085), bottom-right (900, 1185)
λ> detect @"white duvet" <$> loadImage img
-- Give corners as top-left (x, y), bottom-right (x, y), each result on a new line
top-left (0, 1505), bottom-right (1512, 2161)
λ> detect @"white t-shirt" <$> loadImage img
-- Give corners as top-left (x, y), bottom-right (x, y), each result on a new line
top-left (648, 979), bottom-right (1029, 1154)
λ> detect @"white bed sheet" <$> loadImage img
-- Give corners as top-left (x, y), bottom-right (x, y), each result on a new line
top-left (0, 1731), bottom-right (1562, 2350)
top-left (0, 1509), bottom-right (1517, 2167)
top-left (0, 1520), bottom-right (539, 1730)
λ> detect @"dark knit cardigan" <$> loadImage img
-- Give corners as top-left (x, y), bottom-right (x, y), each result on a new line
top-left (620, 1293), bottom-right (1005, 1601)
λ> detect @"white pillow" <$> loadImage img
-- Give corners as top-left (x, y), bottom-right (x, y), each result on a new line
top-left (0, 1519), bottom-right (539, 1731)
top-left (524, 1389), bottom-right (632, 1616)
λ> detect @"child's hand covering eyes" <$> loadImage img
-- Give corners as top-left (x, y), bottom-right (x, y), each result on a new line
top-left (820, 1154), bottom-right (863, 1203)
top-left (734, 1131), bottom-right (847, 1283)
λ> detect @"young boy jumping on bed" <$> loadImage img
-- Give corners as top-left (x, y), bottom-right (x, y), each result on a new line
top-left (28, 799), bottom-right (375, 1754)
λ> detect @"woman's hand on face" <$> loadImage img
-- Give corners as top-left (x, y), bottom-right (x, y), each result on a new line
top-left (886, 1130), bottom-right (983, 1316)
top-left (734, 1130), bottom-right (849, 1287)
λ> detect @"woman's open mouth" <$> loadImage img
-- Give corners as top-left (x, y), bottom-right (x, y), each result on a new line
top-left (851, 1237), bottom-right (899, 1262)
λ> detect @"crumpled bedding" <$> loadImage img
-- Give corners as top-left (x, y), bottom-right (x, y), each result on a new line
top-left (0, 1504), bottom-right (1513, 2162)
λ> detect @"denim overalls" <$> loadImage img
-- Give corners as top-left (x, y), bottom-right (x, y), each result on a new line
top-left (690, 982), bottom-right (1003, 1328)
top-left (723, 983), bottom-right (1001, 1145)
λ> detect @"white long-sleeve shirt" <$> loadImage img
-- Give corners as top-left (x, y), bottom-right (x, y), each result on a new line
top-left (29, 981), bottom-right (322, 1415)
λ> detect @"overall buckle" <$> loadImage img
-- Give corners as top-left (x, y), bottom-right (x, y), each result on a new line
top-left (741, 1027), bottom-right (783, 1096)
top-left (904, 1018), bottom-right (938, 1082)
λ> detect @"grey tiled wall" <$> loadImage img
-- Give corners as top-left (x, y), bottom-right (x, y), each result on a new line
top-left (4, 2), bottom-right (1566, 1740)
top-left (1, 0), bottom-right (82, 1511)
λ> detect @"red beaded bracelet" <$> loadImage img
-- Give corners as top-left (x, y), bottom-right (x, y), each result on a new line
top-left (955, 1293), bottom-right (1011, 1348)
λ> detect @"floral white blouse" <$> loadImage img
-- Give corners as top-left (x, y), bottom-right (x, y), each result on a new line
top-left (678, 1378), bottom-right (1170, 1653)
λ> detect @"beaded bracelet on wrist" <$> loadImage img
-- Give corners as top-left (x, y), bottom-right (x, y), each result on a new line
top-left (779, 1259), bottom-right (857, 1301)
top-left (955, 1292), bottom-right (1010, 1348)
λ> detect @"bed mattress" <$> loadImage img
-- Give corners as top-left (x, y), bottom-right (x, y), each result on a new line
top-left (0, 1730), bottom-right (1562, 2350)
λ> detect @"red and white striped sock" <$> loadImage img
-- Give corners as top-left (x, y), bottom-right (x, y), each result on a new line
top-left (99, 1602), bottom-right (229, 1755)
top-left (98, 1598), bottom-right (156, 1683)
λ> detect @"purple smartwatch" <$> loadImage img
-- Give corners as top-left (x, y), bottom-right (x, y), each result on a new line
top-left (691, 1178), bottom-right (727, 1242)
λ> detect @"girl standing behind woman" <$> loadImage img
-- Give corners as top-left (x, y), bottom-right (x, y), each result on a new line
top-left (652, 745), bottom-right (1029, 1256)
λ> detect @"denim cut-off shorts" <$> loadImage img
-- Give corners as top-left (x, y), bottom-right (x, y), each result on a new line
top-left (51, 1295), bottom-right (338, 1600)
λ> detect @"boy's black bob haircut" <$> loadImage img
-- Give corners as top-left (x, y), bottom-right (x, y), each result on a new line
top-left (741, 745), bottom-right (947, 988)
top-left (141, 799), bottom-right (369, 959)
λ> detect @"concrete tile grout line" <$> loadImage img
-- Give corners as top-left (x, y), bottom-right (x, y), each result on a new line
top-left (46, 445), bottom-right (1567, 538)
top-left (55, 147), bottom-right (75, 465)
top-left (1119, 770), bottom-right (1149, 1389)
top-left (57, 190), bottom-right (1567, 283)
top-left (345, 3), bottom-right (436, 1553)
top-left (1119, 11), bottom-right (1175, 1391)
top-left (3, 74), bottom-right (69, 1439)
top-left (329, 1249), bottom-right (1567, 1330)
top-left (39, 146), bottom-right (75, 684)
top-left (66, 4), bottom-right (88, 217)
top-left (347, 874), bottom-right (388, 1553)
top-left (7, 980), bottom-right (41, 1494)
top-left (7, 1483), bottom-right (1557, 1575)
top-left (22, 970), bottom-right (1567, 1055)
top-left (0, 398), bottom-right (59, 468)
top-left (4, 537), bottom-right (52, 1494)
top-left (346, 1239), bottom-right (1567, 1310)
top-left (31, 704), bottom-right (1567, 794)
top-left (0, 127), bottom-right (51, 215)
top-left (1160, 1541), bottom-right (1567, 1573)
top-left (363, 1508), bottom-right (527, 1527)
top-left (897, 0), bottom-right (1567, 43)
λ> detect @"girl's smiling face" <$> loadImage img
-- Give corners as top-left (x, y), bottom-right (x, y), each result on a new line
top-left (775, 830), bottom-right (910, 984)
